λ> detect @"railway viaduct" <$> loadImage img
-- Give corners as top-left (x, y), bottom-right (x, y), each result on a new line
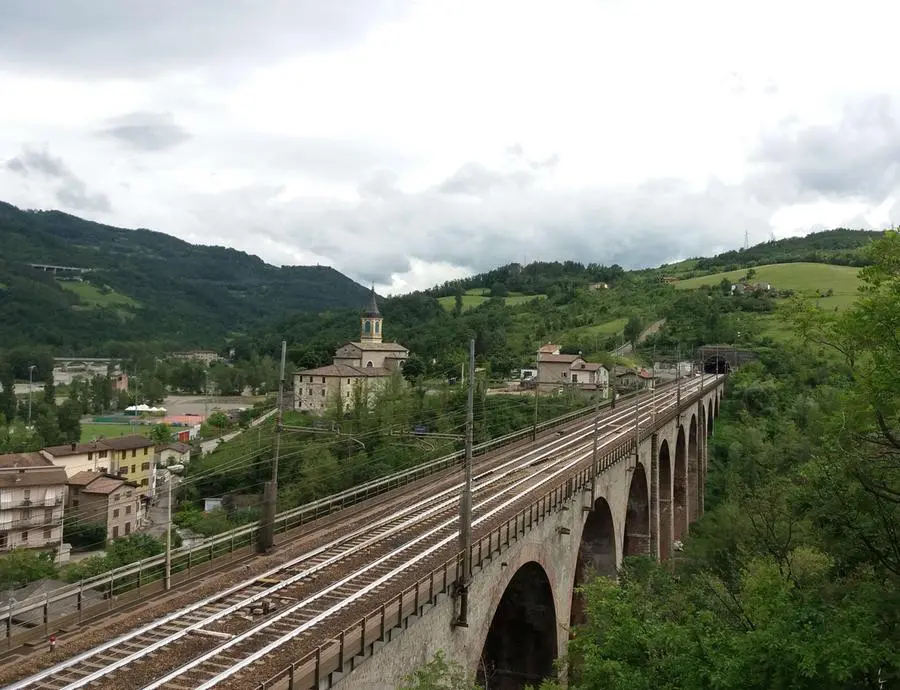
top-left (332, 381), bottom-right (724, 690)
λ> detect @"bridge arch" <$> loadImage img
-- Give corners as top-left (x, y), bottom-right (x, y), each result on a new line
top-left (688, 414), bottom-right (699, 522)
top-left (658, 440), bottom-right (673, 560)
top-left (714, 395), bottom-right (720, 418)
top-left (707, 401), bottom-right (714, 438)
top-left (673, 426), bottom-right (688, 541)
top-left (571, 497), bottom-right (616, 626)
top-left (623, 462), bottom-right (650, 557)
top-left (477, 561), bottom-right (558, 689)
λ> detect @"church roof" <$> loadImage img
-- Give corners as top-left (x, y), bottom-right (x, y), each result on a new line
top-left (295, 363), bottom-right (394, 378)
top-left (341, 341), bottom-right (409, 352)
top-left (363, 287), bottom-right (381, 318)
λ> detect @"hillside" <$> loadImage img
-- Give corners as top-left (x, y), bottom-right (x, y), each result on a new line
top-left (674, 262), bottom-right (862, 309)
top-left (0, 202), bottom-right (372, 352)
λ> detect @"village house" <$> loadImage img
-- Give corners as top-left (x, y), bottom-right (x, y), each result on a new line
top-left (293, 290), bottom-right (409, 413)
top-left (614, 366), bottom-right (656, 391)
top-left (0, 453), bottom-right (67, 554)
top-left (66, 472), bottom-right (142, 541)
top-left (41, 434), bottom-right (156, 498)
top-left (535, 344), bottom-right (609, 396)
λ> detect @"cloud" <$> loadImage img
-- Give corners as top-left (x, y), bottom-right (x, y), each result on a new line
top-left (0, 0), bottom-right (411, 77)
top-left (174, 163), bottom-right (771, 289)
top-left (98, 111), bottom-right (191, 151)
top-left (4, 146), bottom-right (111, 212)
top-left (748, 95), bottom-right (900, 205)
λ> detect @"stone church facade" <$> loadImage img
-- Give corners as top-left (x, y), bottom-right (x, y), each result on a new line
top-left (293, 290), bottom-right (409, 413)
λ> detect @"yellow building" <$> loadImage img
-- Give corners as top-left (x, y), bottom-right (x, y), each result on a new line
top-left (42, 434), bottom-right (156, 497)
top-left (293, 290), bottom-right (409, 413)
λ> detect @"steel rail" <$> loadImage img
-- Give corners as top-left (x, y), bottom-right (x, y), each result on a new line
top-left (0, 389), bottom-right (650, 626)
top-left (7, 386), bottom-right (677, 690)
top-left (186, 392), bottom-right (688, 690)
top-left (146, 384), bottom-right (703, 690)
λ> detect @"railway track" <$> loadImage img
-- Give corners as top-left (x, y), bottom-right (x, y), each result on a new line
top-left (7, 376), bottom-right (714, 690)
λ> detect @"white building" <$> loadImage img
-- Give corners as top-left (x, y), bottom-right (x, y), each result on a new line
top-left (0, 453), bottom-right (67, 553)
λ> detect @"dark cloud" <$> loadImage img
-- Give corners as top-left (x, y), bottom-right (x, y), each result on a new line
top-left (4, 146), bottom-right (111, 213)
top-left (748, 95), bottom-right (900, 204)
top-left (0, 0), bottom-right (411, 77)
top-left (179, 164), bottom-right (770, 287)
top-left (98, 112), bottom-right (191, 151)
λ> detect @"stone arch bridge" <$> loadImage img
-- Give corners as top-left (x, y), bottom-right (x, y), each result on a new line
top-left (330, 379), bottom-right (725, 690)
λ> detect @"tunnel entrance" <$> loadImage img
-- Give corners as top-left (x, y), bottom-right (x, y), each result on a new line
top-left (703, 356), bottom-right (731, 374)
top-left (478, 561), bottom-right (558, 690)
top-left (571, 497), bottom-right (616, 626)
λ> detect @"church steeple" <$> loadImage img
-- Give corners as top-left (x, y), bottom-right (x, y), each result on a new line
top-left (360, 285), bottom-right (383, 343)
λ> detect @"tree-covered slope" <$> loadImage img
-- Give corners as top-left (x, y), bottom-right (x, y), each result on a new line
top-left (0, 201), bottom-right (372, 352)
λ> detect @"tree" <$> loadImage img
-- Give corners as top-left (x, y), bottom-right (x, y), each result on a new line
top-left (149, 423), bottom-right (173, 445)
top-left (400, 651), bottom-right (481, 690)
top-left (624, 315), bottom-right (642, 347)
top-left (402, 355), bottom-right (426, 382)
top-left (56, 399), bottom-right (82, 443)
top-left (206, 411), bottom-right (229, 429)
top-left (490, 282), bottom-right (509, 298)
top-left (0, 548), bottom-right (57, 589)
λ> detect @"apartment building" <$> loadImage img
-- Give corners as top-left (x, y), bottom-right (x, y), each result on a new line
top-left (0, 452), bottom-right (67, 553)
top-left (42, 434), bottom-right (156, 495)
top-left (66, 472), bottom-right (141, 542)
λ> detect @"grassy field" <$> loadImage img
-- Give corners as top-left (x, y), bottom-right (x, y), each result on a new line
top-left (674, 262), bottom-right (862, 310)
top-left (81, 423), bottom-right (149, 442)
top-left (437, 289), bottom-right (546, 311)
top-left (560, 317), bottom-right (628, 340)
top-left (62, 282), bottom-right (137, 308)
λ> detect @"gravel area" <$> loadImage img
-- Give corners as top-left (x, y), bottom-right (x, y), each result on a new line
top-left (87, 634), bottom-right (220, 690)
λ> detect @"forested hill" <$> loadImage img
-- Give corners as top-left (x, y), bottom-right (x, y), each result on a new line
top-left (0, 202), bottom-right (371, 352)
top-left (686, 228), bottom-right (881, 273)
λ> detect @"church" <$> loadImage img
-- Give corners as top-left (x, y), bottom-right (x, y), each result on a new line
top-left (292, 290), bottom-right (409, 413)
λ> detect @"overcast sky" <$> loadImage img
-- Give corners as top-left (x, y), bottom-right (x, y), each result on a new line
top-left (1, 0), bottom-right (898, 294)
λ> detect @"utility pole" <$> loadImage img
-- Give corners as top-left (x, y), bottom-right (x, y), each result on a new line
top-left (259, 340), bottom-right (286, 554)
top-left (455, 338), bottom-right (475, 627)
top-left (531, 384), bottom-right (539, 441)
top-left (26, 365), bottom-right (36, 427)
top-left (164, 474), bottom-right (173, 590)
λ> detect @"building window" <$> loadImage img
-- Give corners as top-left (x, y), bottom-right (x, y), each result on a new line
top-left (125, 522), bottom-right (131, 535)
top-left (366, 361), bottom-right (373, 368)
top-left (113, 509), bottom-right (120, 518)
top-left (321, 390), bottom-right (326, 396)
top-left (308, 376), bottom-right (313, 383)
top-left (121, 451), bottom-right (126, 460)
top-left (43, 528), bottom-right (51, 541)
top-left (113, 525), bottom-right (119, 539)
top-left (131, 464), bottom-right (136, 474)
top-left (364, 320), bottom-right (371, 334)
top-left (73, 499), bottom-right (79, 508)
top-left (143, 448), bottom-right (148, 455)
top-left (0, 534), bottom-right (7, 549)
top-left (321, 377), bottom-right (325, 383)
top-left (347, 378), bottom-right (350, 384)
top-left (306, 388), bottom-right (312, 396)
top-left (141, 478), bottom-right (148, 486)
top-left (125, 505), bottom-right (131, 515)
top-left (141, 462), bottom-right (150, 471)
top-left (131, 449), bottom-right (136, 458)
top-left (375, 321), bottom-right (380, 333)
top-left (21, 531), bottom-right (28, 542)
top-left (100, 450), bottom-right (107, 458)
top-left (88, 452), bottom-right (93, 461)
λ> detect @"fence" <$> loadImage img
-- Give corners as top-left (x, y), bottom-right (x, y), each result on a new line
top-left (0, 390), bottom-right (641, 647)
top-left (255, 379), bottom-right (718, 689)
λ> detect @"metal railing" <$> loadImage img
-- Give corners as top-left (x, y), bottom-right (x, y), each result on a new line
top-left (255, 377), bottom-right (721, 689)
top-left (0, 390), bottom-right (649, 638)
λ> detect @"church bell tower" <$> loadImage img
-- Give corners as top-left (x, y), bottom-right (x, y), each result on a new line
top-left (360, 287), bottom-right (383, 344)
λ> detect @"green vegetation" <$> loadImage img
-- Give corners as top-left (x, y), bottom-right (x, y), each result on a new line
top-left (80, 423), bottom-right (148, 442)
top-left (675, 261), bottom-right (861, 308)
top-left (61, 281), bottom-right (137, 309)
top-left (174, 376), bottom-right (597, 534)
top-left (0, 201), bottom-right (372, 351)
top-left (547, 233), bottom-right (900, 689)
top-left (437, 289), bottom-right (547, 312)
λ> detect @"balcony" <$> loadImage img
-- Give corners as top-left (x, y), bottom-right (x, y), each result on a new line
top-left (0, 515), bottom-right (63, 531)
